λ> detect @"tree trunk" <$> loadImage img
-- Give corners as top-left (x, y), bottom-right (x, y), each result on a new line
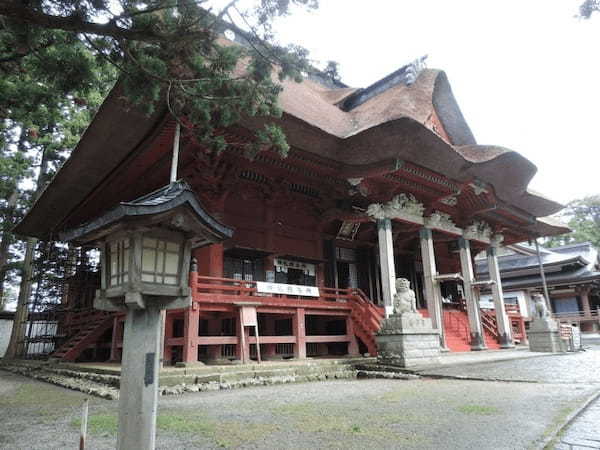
top-left (0, 191), bottom-right (19, 309)
top-left (4, 237), bottom-right (36, 358)
top-left (3, 143), bottom-right (50, 358)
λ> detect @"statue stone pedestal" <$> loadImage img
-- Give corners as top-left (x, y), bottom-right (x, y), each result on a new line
top-left (376, 312), bottom-right (441, 368)
top-left (528, 318), bottom-right (562, 353)
top-left (528, 294), bottom-right (562, 353)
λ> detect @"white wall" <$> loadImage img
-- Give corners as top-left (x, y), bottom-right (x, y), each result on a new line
top-left (479, 290), bottom-right (530, 318)
top-left (0, 319), bottom-right (14, 357)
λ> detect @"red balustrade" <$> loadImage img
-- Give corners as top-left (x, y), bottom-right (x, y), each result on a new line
top-left (191, 275), bottom-right (384, 355)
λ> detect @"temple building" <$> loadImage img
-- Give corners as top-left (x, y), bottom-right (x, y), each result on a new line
top-left (15, 52), bottom-right (569, 364)
top-left (476, 242), bottom-right (600, 333)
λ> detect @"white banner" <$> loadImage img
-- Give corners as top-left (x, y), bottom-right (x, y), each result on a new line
top-left (256, 281), bottom-right (319, 297)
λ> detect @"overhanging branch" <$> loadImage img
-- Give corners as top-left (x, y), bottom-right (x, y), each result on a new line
top-left (0, 1), bottom-right (210, 43)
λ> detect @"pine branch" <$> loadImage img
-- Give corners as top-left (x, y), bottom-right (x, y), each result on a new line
top-left (0, 0), bottom-right (211, 43)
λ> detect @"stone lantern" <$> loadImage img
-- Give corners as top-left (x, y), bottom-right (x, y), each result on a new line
top-left (61, 181), bottom-right (233, 450)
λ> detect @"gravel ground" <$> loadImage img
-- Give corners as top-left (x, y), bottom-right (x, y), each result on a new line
top-left (1, 367), bottom-right (598, 450)
top-left (418, 345), bottom-right (600, 384)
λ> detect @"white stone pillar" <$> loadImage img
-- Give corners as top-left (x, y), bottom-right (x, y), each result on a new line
top-left (419, 228), bottom-right (445, 348)
top-left (487, 243), bottom-right (514, 348)
top-left (458, 238), bottom-right (486, 350)
top-left (377, 218), bottom-right (396, 318)
top-left (117, 306), bottom-right (162, 450)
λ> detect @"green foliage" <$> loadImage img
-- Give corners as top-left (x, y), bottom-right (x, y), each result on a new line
top-left (323, 60), bottom-right (341, 83)
top-left (1, 0), bottom-right (320, 158)
top-left (545, 196), bottom-right (600, 249)
top-left (0, 22), bottom-right (117, 304)
top-left (0, 1), bottom-right (329, 315)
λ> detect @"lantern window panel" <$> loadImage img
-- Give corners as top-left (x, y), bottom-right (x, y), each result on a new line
top-left (141, 237), bottom-right (181, 285)
top-left (107, 239), bottom-right (130, 287)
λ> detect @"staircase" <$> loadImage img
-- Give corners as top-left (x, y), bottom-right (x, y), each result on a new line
top-left (348, 289), bottom-right (384, 356)
top-left (443, 310), bottom-right (472, 352)
top-left (52, 316), bottom-right (114, 361)
top-left (419, 308), bottom-right (500, 352)
top-left (481, 310), bottom-right (501, 349)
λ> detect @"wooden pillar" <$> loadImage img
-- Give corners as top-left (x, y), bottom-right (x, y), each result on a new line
top-left (458, 238), bottom-right (486, 350)
top-left (182, 263), bottom-right (200, 363)
top-left (237, 309), bottom-right (250, 363)
top-left (262, 314), bottom-right (277, 359)
top-left (518, 316), bottom-right (528, 345)
top-left (182, 305), bottom-right (199, 363)
top-left (109, 316), bottom-right (121, 362)
top-left (377, 218), bottom-right (396, 317)
top-left (195, 243), bottom-right (224, 277)
top-left (419, 228), bottom-right (446, 349)
top-left (206, 315), bottom-right (222, 360)
top-left (293, 308), bottom-right (306, 359)
top-left (346, 315), bottom-right (360, 356)
top-left (579, 287), bottom-right (592, 317)
top-left (374, 247), bottom-right (382, 305)
top-left (487, 242), bottom-right (514, 348)
top-left (317, 263), bottom-right (325, 289)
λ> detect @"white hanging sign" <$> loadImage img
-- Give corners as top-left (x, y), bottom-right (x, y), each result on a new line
top-left (256, 281), bottom-right (320, 297)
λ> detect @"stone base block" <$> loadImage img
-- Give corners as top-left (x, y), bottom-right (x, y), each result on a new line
top-left (376, 314), bottom-right (441, 368)
top-left (528, 329), bottom-right (562, 353)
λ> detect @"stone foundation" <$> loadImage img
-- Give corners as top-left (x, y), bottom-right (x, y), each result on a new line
top-left (376, 312), bottom-right (441, 368)
top-left (528, 319), bottom-right (562, 353)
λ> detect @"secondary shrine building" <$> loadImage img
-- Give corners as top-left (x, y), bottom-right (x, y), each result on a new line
top-left (16, 56), bottom-right (569, 364)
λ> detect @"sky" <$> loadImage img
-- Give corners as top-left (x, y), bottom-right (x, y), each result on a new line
top-left (259, 0), bottom-right (600, 205)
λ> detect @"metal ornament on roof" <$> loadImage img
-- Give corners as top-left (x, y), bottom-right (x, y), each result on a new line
top-left (404, 55), bottom-right (428, 85)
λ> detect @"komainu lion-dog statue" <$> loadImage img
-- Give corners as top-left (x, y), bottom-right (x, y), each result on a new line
top-left (393, 278), bottom-right (417, 315)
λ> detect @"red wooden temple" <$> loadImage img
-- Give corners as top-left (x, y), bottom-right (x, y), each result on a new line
top-left (16, 57), bottom-right (568, 364)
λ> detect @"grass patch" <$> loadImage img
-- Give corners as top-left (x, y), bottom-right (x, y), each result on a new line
top-left (157, 412), bottom-right (215, 434)
top-left (271, 401), bottom-right (426, 445)
top-left (158, 411), bottom-right (280, 448)
top-left (456, 404), bottom-right (500, 415)
top-left (71, 410), bottom-right (280, 448)
top-left (0, 382), bottom-right (85, 420)
top-left (213, 422), bottom-right (280, 449)
top-left (0, 383), bottom-right (83, 409)
top-left (378, 384), bottom-right (438, 403)
top-left (72, 414), bottom-right (118, 436)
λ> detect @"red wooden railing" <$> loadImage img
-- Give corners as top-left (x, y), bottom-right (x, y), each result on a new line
top-left (480, 310), bottom-right (499, 339)
top-left (553, 309), bottom-right (600, 322)
top-left (481, 309), bottom-right (526, 343)
top-left (59, 308), bottom-right (113, 338)
top-left (194, 275), bottom-right (364, 304)
top-left (192, 275), bottom-right (384, 355)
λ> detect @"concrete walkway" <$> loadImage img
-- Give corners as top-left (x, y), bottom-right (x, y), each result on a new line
top-left (417, 345), bottom-right (600, 384)
top-left (556, 395), bottom-right (600, 449)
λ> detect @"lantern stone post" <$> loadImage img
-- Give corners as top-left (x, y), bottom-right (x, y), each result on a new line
top-left (60, 181), bottom-right (233, 450)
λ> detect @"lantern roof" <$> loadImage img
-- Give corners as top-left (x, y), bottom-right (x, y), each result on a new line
top-left (60, 180), bottom-right (233, 247)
